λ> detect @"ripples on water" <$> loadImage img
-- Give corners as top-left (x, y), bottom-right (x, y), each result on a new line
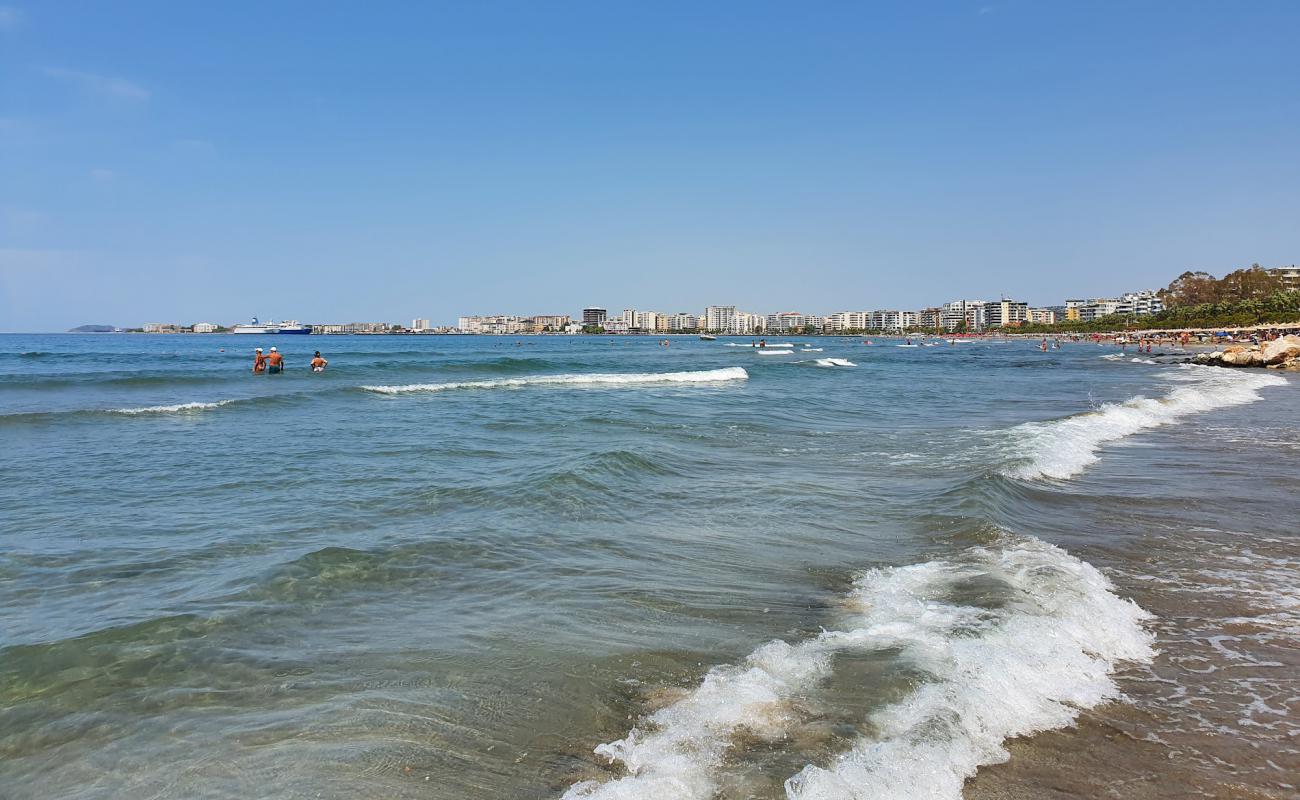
top-left (1, 334), bottom-right (1296, 799)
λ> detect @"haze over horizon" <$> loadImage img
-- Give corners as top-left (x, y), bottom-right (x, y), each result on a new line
top-left (2, 1), bottom-right (1298, 332)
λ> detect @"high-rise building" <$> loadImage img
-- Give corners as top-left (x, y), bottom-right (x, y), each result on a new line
top-left (729, 311), bottom-right (765, 335)
top-left (669, 313), bottom-right (699, 331)
top-left (411, 318), bottom-right (431, 331)
top-left (766, 312), bottom-right (807, 332)
top-left (984, 300), bottom-right (1029, 327)
top-left (826, 311), bottom-right (869, 331)
top-left (939, 300), bottom-right (987, 331)
top-left (582, 307), bottom-right (607, 326)
top-left (1114, 291), bottom-right (1163, 316)
top-left (704, 305), bottom-right (736, 332)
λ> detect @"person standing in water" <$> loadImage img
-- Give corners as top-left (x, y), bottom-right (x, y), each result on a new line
top-left (310, 351), bottom-right (328, 372)
top-left (252, 348), bottom-right (266, 374)
top-left (265, 346), bottom-right (285, 374)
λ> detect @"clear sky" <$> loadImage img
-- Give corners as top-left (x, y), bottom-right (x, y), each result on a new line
top-left (2, 1), bottom-right (1297, 330)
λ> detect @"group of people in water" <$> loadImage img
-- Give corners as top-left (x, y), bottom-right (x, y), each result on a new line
top-left (251, 347), bottom-right (328, 374)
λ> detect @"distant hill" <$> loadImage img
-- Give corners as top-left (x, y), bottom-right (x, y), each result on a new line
top-left (68, 325), bottom-right (117, 332)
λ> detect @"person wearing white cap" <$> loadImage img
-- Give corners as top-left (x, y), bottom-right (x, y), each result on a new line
top-left (265, 346), bottom-right (285, 374)
top-left (252, 347), bottom-right (267, 374)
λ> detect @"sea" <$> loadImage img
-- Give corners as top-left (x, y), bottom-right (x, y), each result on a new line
top-left (1, 333), bottom-right (1296, 800)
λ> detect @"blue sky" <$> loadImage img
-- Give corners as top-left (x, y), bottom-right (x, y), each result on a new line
top-left (2, 1), bottom-right (1297, 330)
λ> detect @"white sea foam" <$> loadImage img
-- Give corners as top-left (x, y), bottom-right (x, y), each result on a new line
top-left (109, 400), bottom-right (234, 415)
top-left (1005, 365), bottom-right (1286, 480)
top-left (563, 536), bottom-right (1152, 800)
top-left (812, 358), bottom-right (856, 367)
top-left (785, 540), bottom-right (1153, 800)
top-left (755, 350), bottom-right (794, 356)
top-left (361, 367), bottom-right (748, 395)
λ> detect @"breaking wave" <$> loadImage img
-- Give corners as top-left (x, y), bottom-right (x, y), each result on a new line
top-left (563, 535), bottom-right (1153, 800)
top-left (109, 400), bottom-right (236, 415)
top-left (1004, 365), bottom-right (1286, 480)
top-left (361, 367), bottom-right (749, 395)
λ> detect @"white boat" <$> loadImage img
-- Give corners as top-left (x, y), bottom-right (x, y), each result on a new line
top-left (231, 318), bottom-right (311, 335)
top-left (699, 334), bottom-right (717, 341)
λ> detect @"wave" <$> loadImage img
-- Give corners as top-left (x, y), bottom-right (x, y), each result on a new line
top-left (563, 535), bottom-right (1153, 800)
top-left (0, 396), bottom-right (269, 424)
top-left (803, 358), bottom-right (856, 367)
top-left (755, 350), bottom-right (794, 356)
top-left (1005, 365), bottom-right (1287, 480)
top-left (360, 367), bottom-right (748, 394)
top-left (108, 400), bottom-right (235, 415)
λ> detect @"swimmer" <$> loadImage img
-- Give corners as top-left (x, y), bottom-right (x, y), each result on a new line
top-left (266, 346), bottom-right (284, 374)
top-left (252, 348), bottom-right (266, 374)
top-left (310, 351), bottom-right (328, 372)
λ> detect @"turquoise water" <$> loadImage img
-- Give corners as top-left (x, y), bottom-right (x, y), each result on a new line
top-left (2, 334), bottom-right (1297, 798)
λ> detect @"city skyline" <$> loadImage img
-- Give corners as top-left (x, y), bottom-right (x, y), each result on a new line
top-left (4, 3), bottom-right (1300, 332)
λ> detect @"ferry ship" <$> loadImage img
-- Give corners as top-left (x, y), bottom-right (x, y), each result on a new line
top-left (230, 318), bottom-right (312, 335)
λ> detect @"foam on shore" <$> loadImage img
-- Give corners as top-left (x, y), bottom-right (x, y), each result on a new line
top-left (1005, 365), bottom-right (1286, 480)
top-left (563, 536), bottom-right (1152, 800)
top-left (362, 367), bottom-right (748, 395)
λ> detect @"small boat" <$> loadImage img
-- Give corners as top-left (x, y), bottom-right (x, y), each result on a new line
top-left (699, 334), bottom-right (717, 341)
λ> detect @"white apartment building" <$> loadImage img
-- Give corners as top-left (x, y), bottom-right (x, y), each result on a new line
top-left (728, 311), bottom-right (765, 335)
top-left (984, 299), bottom-right (1029, 327)
top-left (411, 318), bottom-right (431, 331)
top-left (826, 311), bottom-right (869, 331)
top-left (635, 311), bottom-right (667, 332)
top-left (1113, 291), bottom-right (1163, 316)
top-left (765, 312), bottom-right (807, 332)
top-left (940, 300), bottom-right (986, 331)
top-left (704, 305), bottom-right (736, 332)
top-left (458, 315), bottom-right (524, 334)
top-left (1075, 300), bottom-right (1121, 322)
top-left (1028, 308), bottom-right (1057, 325)
top-left (669, 312), bottom-right (700, 331)
top-left (192, 322), bottom-right (219, 333)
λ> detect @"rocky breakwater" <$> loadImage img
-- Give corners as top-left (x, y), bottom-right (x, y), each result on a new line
top-left (1192, 334), bottom-right (1300, 369)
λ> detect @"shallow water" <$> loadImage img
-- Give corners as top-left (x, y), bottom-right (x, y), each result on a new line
top-left (1, 334), bottom-right (1296, 799)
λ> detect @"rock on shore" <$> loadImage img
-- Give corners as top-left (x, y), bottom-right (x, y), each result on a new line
top-left (1192, 335), bottom-right (1300, 369)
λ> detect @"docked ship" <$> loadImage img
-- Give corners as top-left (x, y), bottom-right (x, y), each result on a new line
top-left (230, 318), bottom-right (312, 335)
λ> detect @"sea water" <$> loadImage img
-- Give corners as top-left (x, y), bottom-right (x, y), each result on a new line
top-left (1, 334), bottom-right (1296, 799)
